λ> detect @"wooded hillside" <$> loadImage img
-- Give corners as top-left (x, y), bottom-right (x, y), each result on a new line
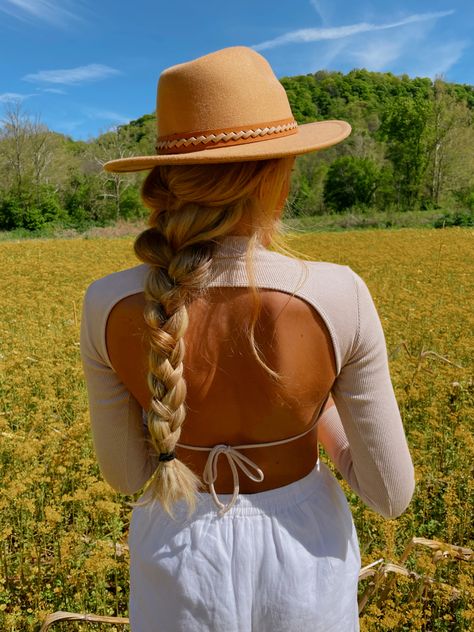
top-left (1, 69), bottom-right (474, 232)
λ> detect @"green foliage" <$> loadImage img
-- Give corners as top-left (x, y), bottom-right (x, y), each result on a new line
top-left (434, 210), bottom-right (474, 228)
top-left (286, 153), bottom-right (329, 216)
top-left (323, 156), bottom-right (381, 212)
top-left (36, 186), bottom-right (67, 224)
top-left (62, 173), bottom-right (101, 227)
top-left (379, 96), bottom-right (432, 209)
top-left (453, 187), bottom-right (474, 211)
top-left (124, 113), bottom-right (157, 155)
top-left (0, 195), bottom-right (24, 231)
top-left (1, 70), bottom-right (474, 233)
top-left (0, 186), bottom-right (65, 231)
top-left (119, 186), bottom-right (146, 219)
top-left (280, 76), bottom-right (319, 122)
top-left (279, 72), bottom-right (474, 218)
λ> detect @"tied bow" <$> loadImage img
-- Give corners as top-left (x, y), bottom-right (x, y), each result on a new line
top-left (202, 444), bottom-right (264, 516)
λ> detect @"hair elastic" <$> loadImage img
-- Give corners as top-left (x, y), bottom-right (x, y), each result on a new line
top-left (158, 451), bottom-right (176, 463)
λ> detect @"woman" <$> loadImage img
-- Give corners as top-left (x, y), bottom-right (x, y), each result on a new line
top-left (80, 47), bottom-right (415, 631)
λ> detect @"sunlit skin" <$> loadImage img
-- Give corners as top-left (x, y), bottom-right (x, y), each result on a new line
top-left (107, 286), bottom-right (336, 494)
top-left (106, 171), bottom-right (338, 495)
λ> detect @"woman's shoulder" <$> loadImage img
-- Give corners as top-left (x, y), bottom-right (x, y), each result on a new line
top-left (80, 264), bottom-right (148, 366)
top-left (84, 264), bottom-right (148, 310)
top-left (258, 247), bottom-right (361, 300)
top-left (82, 264), bottom-right (147, 338)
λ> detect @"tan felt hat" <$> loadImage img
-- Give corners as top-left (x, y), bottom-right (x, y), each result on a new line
top-left (104, 46), bottom-right (351, 173)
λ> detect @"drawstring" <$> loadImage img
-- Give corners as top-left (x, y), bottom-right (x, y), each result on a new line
top-left (177, 416), bottom-right (319, 516)
top-left (202, 445), bottom-right (264, 516)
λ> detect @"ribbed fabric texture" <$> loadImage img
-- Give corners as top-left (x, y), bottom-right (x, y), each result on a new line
top-left (80, 236), bottom-right (415, 519)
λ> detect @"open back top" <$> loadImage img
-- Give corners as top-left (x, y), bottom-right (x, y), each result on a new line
top-left (80, 236), bottom-right (415, 519)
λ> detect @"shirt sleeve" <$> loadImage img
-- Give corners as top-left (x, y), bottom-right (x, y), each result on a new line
top-left (318, 272), bottom-right (415, 519)
top-left (80, 284), bottom-right (157, 495)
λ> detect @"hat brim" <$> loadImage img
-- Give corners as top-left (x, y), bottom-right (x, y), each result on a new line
top-left (103, 120), bottom-right (351, 173)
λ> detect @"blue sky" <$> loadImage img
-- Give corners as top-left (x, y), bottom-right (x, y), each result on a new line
top-left (1, 0), bottom-right (473, 140)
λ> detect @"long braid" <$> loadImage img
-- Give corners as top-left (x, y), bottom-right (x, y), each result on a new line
top-left (136, 224), bottom-right (215, 515)
top-left (135, 204), bottom-right (248, 516)
top-left (134, 158), bottom-right (293, 516)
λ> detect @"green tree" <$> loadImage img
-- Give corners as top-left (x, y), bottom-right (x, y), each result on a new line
top-left (425, 79), bottom-right (474, 206)
top-left (379, 95), bottom-right (431, 209)
top-left (0, 186), bottom-right (65, 231)
top-left (323, 156), bottom-right (381, 212)
top-left (286, 153), bottom-right (330, 216)
top-left (92, 125), bottom-right (139, 221)
top-left (62, 172), bottom-right (104, 227)
top-left (0, 100), bottom-right (72, 229)
top-left (280, 76), bottom-right (318, 123)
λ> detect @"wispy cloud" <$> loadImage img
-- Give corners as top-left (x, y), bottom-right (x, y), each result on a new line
top-left (83, 107), bottom-right (130, 125)
top-left (253, 10), bottom-right (455, 51)
top-left (414, 40), bottom-right (468, 79)
top-left (23, 64), bottom-right (120, 85)
top-left (351, 39), bottom-right (408, 72)
top-left (41, 87), bottom-right (67, 94)
top-left (0, 0), bottom-right (81, 26)
top-left (0, 91), bottom-right (33, 103)
top-left (309, 0), bottom-right (330, 25)
top-left (53, 119), bottom-right (85, 135)
top-left (348, 16), bottom-right (466, 77)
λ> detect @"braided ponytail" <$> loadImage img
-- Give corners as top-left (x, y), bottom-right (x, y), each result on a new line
top-left (134, 158), bottom-right (293, 516)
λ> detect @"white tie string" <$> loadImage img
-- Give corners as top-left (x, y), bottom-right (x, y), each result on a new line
top-left (202, 444), bottom-right (264, 516)
top-left (177, 416), bottom-right (320, 516)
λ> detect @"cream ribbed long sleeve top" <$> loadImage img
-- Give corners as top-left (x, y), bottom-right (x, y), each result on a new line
top-left (80, 237), bottom-right (415, 519)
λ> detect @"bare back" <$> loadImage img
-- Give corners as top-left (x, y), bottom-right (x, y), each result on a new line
top-left (106, 286), bottom-right (336, 494)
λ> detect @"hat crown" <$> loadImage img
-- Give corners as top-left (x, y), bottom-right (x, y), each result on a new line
top-left (103, 46), bottom-right (351, 172)
top-left (157, 47), bottom-right (293, 138)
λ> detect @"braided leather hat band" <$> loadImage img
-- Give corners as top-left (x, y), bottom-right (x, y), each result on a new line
top-left (156, 118), bottom-right (298, 155)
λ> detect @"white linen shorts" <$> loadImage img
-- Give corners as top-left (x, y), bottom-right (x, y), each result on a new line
top-left (128, 460), bottom-right (361, 632)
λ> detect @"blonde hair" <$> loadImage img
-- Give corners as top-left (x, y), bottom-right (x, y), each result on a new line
top-left (134, 158), bottom-right (293, 516)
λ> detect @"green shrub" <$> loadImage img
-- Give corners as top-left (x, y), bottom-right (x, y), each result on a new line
top-left (434, 210), bottom-right (474, 228)
top-left (0, 187), bottom-right (66, 231)
top-left (323, 156), bottom-right (381, 212)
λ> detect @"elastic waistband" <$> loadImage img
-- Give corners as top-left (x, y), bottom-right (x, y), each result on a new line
top-left (187, 459), bottom-right (335, 517)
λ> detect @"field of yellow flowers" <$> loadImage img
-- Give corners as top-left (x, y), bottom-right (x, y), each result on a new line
top-left (0, 228), bottom-right (473, 631)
